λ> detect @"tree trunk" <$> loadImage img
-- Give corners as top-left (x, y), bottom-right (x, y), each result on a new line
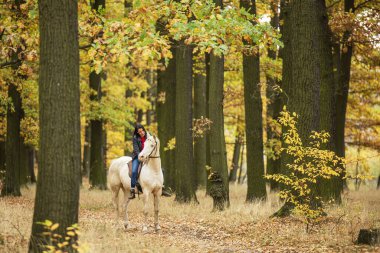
top-left (124, 89), bottom-right (133, 156)
top-left (273, 0), bottom-right (323, 217)
top-left (174, 41), bottom-right (198, 203)
top-left (0, 139), bottom-right (5, 174)
top-left (266, 0), bottom-right (281, 192)
top-left (88, 0), bottom-right (106, 190)
top-left (317, 0), bottom-right (341, 203)
top-left (194, 54), bottom-right (207, 188)
top-left (157, 48), bottom-right (176, 191)
top-left (238, 143), bottom-right (245, 184)
top-left (335, 0), bottom-right (355, 191)
top-left (145, 69), bottom-right (154, 126)
top-left (229, 133), bottom-right (242, 183)
top-left (29, 0), bottom-right (80, 250)
top-left (241, 0), bottom-right (267, 202)
top-left (19, 140), bottom-right (29, 185)
top-left (208, 51), bottom-right (229, 207)
top-left (137, 92), bottom-right (144, 123)
top-left (205, 52), bottom-right (211, 195)
top-left (2, 84), bottom-right (22, 196)
top-left (123, 0), bottom-right (134, 156)
top-left (82, 124), bottom-right (91, 177)
top-left (89, 72), bottom-right (107, 189)
top-left (28, 147), bottom-right (36, 183)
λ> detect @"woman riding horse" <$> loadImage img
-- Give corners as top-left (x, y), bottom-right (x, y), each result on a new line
top-left (129, 123), bottom-right (147, 199)
top-left (129, 123), bottom-right (171, 199)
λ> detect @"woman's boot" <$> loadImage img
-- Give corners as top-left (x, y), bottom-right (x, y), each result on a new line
top-left (128, 188), bottom-right (135, 199)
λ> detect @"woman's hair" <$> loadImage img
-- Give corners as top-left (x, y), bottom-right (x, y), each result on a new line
top-left (133, 123), bottom-right (146, 137)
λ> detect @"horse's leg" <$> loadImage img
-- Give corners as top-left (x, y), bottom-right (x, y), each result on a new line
top-left (154, 193), bottom-right (161, 232)
top-left (142, 191), bottom-right (150, 233)
top-left (122, 187), bottom-right (131, 229)
top-left (111, 185), bottom-right (120, 220)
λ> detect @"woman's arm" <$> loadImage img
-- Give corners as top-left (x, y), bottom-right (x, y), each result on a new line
top-left (132, 136), bottom-right (140, 158)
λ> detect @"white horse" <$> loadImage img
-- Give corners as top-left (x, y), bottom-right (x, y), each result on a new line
top-left (108, 133), bottom-right (163, 232)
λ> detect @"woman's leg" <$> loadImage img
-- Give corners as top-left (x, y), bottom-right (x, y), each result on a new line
top-left (129, 158), bottom-right (140, 199)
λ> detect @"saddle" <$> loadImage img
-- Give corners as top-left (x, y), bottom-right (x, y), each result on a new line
top-left (128, 160), bottom-right (143, 193)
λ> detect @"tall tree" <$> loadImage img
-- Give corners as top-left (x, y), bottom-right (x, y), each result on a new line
top-left (145, 70), bottom-right (155, 126)
top-left (317, 0), bottom-right (341, 202)
top-left (241, 0), bottom-right (267, 201)
top-left (175, 41), bottom-right (197, 202)
top-left (207, 0), bottom-right (229, 208)
top-left (123, 1), bottom-right (135, 156)
top-left (89, 0), bottom-right (107, 189)
top-left (335, 0), bottom-right (355, 192)
top-left (2, 83), bottom-right (22, 196)
top-left (274, 0), bottom-right (339, 216)
top-left (266, 0), bottom-right (281, 192)
top-left (193, 54), bottom-right (207, 188)
top-left (1, 0), bottom-right (30, 196)
top-left (208, 54), bottom-right (229, 201)
top-left (229, 128), bottom-right (243, 183)
top-left (29, 0), bottom-right (80, 250)
top-left (124, 89), bottom-right (133, 156)
top-left (82, 124), bottom-right (90, 177)
top-left (156, 14), bottom-right (176, 190)
top-left (28, 147), bottom-right (36, 183)
top-left (0, 138), bottom-right (5, 175)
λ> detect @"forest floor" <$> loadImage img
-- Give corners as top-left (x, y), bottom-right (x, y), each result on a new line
top-left (1, 182), bottom-right (379, 253)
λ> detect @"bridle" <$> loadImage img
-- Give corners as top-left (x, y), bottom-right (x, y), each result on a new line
top-left (146, 135), bottom-right (160, 159)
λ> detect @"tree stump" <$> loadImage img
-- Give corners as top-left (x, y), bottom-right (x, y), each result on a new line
top-left (208, 171), bottom-right (227, 211)
top-left (357, 229), bottom-right (380, 245)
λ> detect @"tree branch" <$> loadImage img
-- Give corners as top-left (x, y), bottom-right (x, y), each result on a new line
top-left (327, 0), bottom-right (342, 9)
top-left (353, 0), bottom-right (379, 11)
top-left (0, 59), bottom-right (21, 69)
top-left (79, 44), bottom-right (92, 50)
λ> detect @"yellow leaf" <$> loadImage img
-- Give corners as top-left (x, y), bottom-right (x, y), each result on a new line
top-left (50, 223), bottom-right (59, 231)
top-left (67, 231), bottom-right (76, 236)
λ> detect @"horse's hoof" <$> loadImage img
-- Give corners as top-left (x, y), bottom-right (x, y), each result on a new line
top-left (124, 223), bottom-right (130, 230)
top-left (155, 224), bottom-right (161, 232)
top-left (142, 226), bottom-right (148, 233)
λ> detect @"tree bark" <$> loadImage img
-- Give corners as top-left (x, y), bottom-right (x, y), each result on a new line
top-left (273, 0), bottom-right (324, 217)
top-left (241, 0), bottom-right (267, 202)
top-left (29, 0), bottom-right (80, 250)
top-left (194, 54), bottom-right (207, 188)
top-left (82, 124), bottom-right (91, 177)
top-left (229, 132), bottom-right (242, 183)
top-left (124, 89), bottom-right (133, 156)
top-left (89, 72), bottom-right (107, 189)
top-left (2, 84), bottom-right (22, 196)
top-left (174, 41), bottom-right (198, 203)
top-left (88, 0), bottom-right (106, 190)
top-left (266, 0), bottom-right (281, 192)
top-left (157, 47), bottom-right (176, 190)
top-left (28, 147), bottom-right (36, 183)
top-left (317, 0), bottom-right (341, 203)
top-left (0, 139), bottom-right (5, 174)
top-left (208, 50), bottom-right (229, 207)
top-left (335, 0), bottom-right (355, 192)
top-left (145, 69), bottom-right (154, 126)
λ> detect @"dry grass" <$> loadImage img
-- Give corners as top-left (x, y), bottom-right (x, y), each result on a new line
top-left (1, 182), bottom-right (379, 252)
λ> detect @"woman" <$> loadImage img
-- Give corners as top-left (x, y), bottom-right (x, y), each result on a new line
top-left (129, 123), bottom-right (147, 199)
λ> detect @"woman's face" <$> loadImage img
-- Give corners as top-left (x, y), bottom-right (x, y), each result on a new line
top-left (137, 128), bottom-right (145, 137)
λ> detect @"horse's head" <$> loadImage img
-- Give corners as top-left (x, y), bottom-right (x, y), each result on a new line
top-left (138, 133), bottom-right (160, 162)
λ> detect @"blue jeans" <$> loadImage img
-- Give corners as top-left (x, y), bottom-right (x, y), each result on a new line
top-left (131, 157), bottom-right (140, 188)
